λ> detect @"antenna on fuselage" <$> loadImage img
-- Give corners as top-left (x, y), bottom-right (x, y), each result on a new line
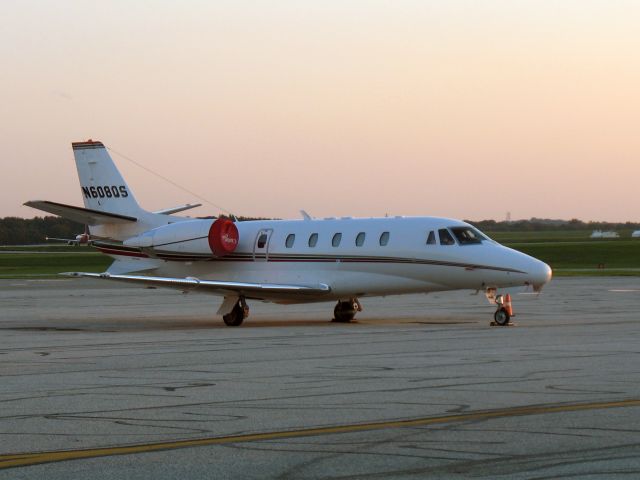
top-left (300, 210), bottom-right (312, 220)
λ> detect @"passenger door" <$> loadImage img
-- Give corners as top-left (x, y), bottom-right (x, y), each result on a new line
top-left (253, 229), bottom-right (273, 261)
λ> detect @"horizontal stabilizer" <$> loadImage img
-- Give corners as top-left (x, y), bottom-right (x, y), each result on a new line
top-left (153, 203), bottom-right (202, 215)
top-left (24, 200), bottom-right (137, 225)
top-left (63, 272), bottom-right (331, 298)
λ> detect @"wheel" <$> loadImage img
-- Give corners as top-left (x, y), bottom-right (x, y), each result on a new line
top-left (333, 301), bottom-right (357, 323)
top-left (494, 307), bottom-right (510, 326)
top-left (223, 303), bottom-right (245, 326)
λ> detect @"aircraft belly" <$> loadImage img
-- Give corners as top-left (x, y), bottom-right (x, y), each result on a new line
top-left (150, 260), bottom-right (461, 300)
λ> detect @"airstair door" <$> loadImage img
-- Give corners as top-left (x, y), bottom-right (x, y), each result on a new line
top-left (253, 229), bottom-right (273, 261)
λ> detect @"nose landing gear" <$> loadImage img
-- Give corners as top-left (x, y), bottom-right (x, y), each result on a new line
top-left (486, 288), bottom-right (515, 326)
top-left (493, 303), bottom-right (510, 326)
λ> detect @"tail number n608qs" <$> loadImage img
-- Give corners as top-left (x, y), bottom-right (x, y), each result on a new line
top-left (81, 186), bottom-right (128, 199)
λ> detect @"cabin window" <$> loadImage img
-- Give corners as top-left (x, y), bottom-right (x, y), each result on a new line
top-left (426, 231), bottom-right (436, 245)
top-left (257, 233), bottom-right (268, 248)
top-left (450, 226), bottom-right (484, 245)
top-left (308, 233), bottom-right (318, 247)
top-left (379, 231), bottom-right (390, 246)
top-left (438, 228), bottom-right (455, 246)
top-left (285, 234), bottom-right (295, 248)
top-left (332, 232), bottom-right (342, 247)
top-left (355, 232), bottom-right (366, 247)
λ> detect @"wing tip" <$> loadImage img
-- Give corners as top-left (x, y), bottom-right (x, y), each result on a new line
top-left (60, 272), bottom-right (106, 278)
top-left (60, 272), bottom-right (83, 277)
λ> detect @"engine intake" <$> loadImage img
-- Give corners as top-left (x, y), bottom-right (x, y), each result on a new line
top-left (208, 218), bottom-right (239, 256)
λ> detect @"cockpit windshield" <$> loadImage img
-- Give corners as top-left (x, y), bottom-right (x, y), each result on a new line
top-left (449, 226), bottom-right (488, 245)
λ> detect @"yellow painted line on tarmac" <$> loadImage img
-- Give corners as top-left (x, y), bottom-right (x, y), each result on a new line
top-left (2, 398), bottom-right (640, 470)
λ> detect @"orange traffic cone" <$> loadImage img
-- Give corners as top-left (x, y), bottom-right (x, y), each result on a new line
top-left (504, 293), bottom-right (514, 317)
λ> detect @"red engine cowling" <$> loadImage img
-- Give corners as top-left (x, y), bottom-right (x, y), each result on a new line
top-left (207, 218), bottom-right (239, 256)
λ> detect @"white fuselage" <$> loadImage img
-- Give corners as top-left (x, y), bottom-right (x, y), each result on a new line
top-left (113, 216), bottom-right (551, 303)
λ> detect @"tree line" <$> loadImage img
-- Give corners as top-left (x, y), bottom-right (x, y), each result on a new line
top-left (0, 217), bottom-right (84, 245)
top-left (469, 218), bottom-right (640, 232)
top-left (2, 216), bottom-right (639, 245)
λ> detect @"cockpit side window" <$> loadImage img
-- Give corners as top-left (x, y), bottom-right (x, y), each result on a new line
top-left (438, 228), bottom-right (456, 246)
top-left (450, 226), bottom-right (485, 245)
top-left (426, 231), bottom-right (436, 245)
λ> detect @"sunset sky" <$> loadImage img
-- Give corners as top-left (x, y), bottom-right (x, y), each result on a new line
top-left (1, 1), bottom-right (639, 222)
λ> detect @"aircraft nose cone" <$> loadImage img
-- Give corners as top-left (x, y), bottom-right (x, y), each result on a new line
top-left (531, 261), bottom-right (553, 291)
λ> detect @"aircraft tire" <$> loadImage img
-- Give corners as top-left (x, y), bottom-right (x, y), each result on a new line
top-left (223, 304), bottom-right (245, 327)
top-left (493, 308), bottom-right (510, 326)
top-left (333, 301), bottom-right (357, 323)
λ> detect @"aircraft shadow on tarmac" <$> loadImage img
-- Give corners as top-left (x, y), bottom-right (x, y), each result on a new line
top-left (1, 316), bottom-right (476, 332)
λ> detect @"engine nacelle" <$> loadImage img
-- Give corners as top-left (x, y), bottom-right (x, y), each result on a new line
top-left (124, 218), bottom-right (239, 257)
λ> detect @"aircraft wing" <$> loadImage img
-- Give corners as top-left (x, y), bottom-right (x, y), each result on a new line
top-left (64, 272), bottom-right (331, 299)
top-left (45, 237), bottom-right (76, 243)
top-left (24, 200), bottom-right (137, 225)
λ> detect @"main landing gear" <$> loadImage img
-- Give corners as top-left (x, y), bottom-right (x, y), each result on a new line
top-left (223, 297), bottom-right (249, 327)
top-left (332, 298), bottom-right (362, 323)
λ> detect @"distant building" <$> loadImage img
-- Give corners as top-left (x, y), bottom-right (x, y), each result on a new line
top-left (590, 230), bottom-right (619, 239)
top-left (632, 230), bottom-right (640, 238)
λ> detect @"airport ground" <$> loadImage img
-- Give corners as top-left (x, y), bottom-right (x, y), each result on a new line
top-left (1, 277), bottom-right (640, 479)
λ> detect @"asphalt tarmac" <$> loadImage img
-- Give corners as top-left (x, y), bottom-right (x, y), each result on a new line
top-left (1, 277), bottom-right (640, 479)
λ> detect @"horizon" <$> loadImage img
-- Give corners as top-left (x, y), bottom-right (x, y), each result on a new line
top-left (5, 211), bottom-right (640, 226)
top-left (2, 2), bottom-right (639, 222)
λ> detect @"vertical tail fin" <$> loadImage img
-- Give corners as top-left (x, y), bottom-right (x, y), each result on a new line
top-left (73, 140), bottom-right (143, 217)
top-left (26, 140), bottom-right (178, 242)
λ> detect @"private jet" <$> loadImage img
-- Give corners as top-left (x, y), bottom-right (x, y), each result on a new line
top-left (45, 225), bottom-right (93, 246)
top-left (25, 140), bottom-right (552, 326)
